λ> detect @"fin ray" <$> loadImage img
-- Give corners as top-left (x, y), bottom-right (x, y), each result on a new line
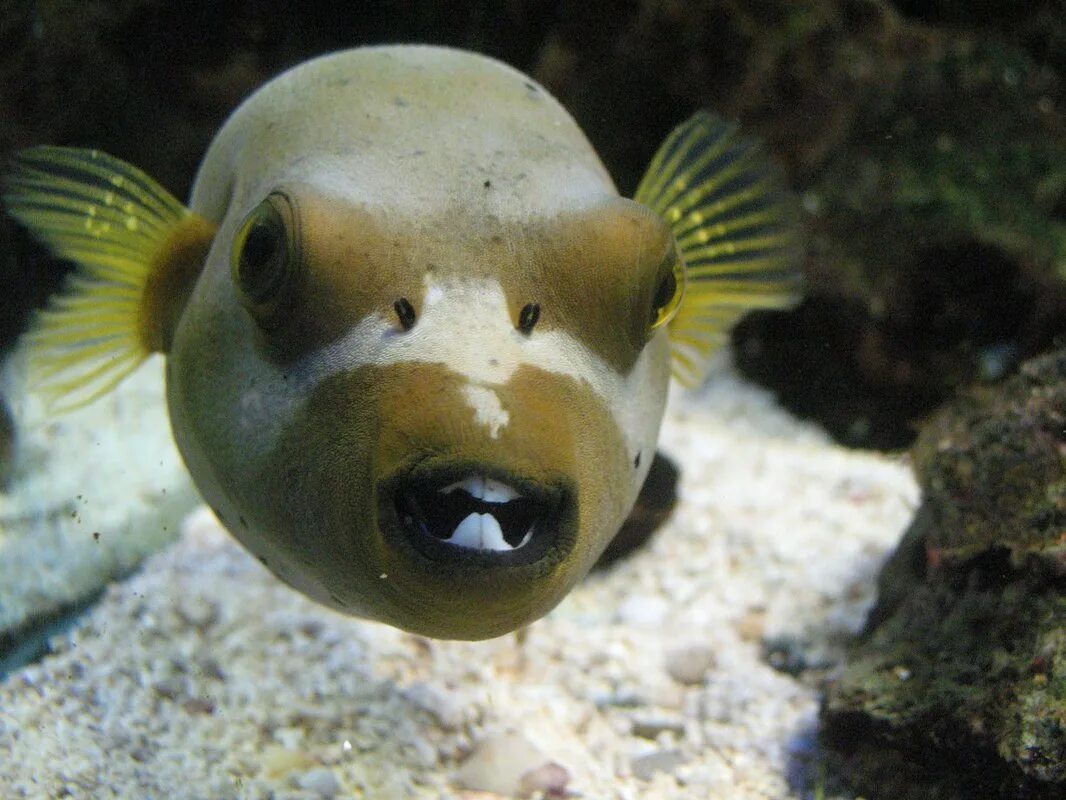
top-left (3, 145), bottom-right (214, 411)
top-left (11, 147), bottom-right (186, 223)
top-left (635, 111), bottom-right (802, 386)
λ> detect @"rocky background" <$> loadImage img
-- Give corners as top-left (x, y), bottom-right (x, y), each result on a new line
top-left (0, 0), bottom-right (1062, 448)
top-left (823, 351), bottom-right (1065, 800)
top-left (0, 1), bottom-right (1063, 798)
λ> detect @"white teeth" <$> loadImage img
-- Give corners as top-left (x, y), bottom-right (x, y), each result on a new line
top-left (432, 475), bottom-right (530, 551)
top-left (478, 514), bottom-right (510, 550)
top-left (448, 513), bottom-right (483, 548)
top-left (440, 475), bottom-right (521, 503)
top-left (445, 512), bottom-right (513, 551)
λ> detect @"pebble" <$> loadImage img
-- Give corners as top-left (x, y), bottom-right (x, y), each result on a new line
top-left (261, 745), bottom-right (313, 778)
top-left (403, 680), bottom-right (465, 730)
top-left (631, 748), bottom-right (687, 780)
top-left (517, 761), bottom-right (571, 798)
top-left (630, 714), bottom-right (686, 740)
top-left (455, 730), bottom-right (552, 796)
top-left (664, 644), bottom-right (717, 686)
top-left (151, 676), bottom-right (186, 700)
top-left (615, 594), bottom-right (671, 628)
top-left (0, 369), bottom-right (922, 799)
top-left (175, 596), bottom-right (220, 631)
top-left (295, 767), bottom-right (341, 799)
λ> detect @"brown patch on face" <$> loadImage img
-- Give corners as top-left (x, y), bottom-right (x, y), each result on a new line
top-left (230, 185), bottom-right (673, 373)
top-left (497, 199), bottom-right (674, 374)
top-left (138, 214), bottom-right (217, 353)
top-left (234, 186), bottom-right (430, 362)
top-left (235, 359), bottom-right (632, 640)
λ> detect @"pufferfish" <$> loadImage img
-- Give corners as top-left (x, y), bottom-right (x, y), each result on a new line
top-left (3, 45), bottom-right (800, 640)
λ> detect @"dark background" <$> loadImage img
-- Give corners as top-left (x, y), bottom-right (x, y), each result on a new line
top-left (1, 0), bottom-right (1062, 448)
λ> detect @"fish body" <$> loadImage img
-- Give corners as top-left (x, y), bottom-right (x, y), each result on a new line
top-left (3, 45), bottom-right (800, 639)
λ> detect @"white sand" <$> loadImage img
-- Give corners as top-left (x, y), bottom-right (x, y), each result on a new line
top-left (0, 364), bottom-right (918, 799)
top-left (0, 355), bottom-right (195, 636)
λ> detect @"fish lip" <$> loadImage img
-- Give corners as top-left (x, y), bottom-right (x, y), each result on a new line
top-left (376, 460), bottom-right (576, 569)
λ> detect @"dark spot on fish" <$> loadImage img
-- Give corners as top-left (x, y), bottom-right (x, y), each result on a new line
top-left (524, 81), bottom-right (539, 94)
top-left (92, 531), bottom-right (100, 541)
top-left (393, 96), bottom-right (408, 107)
top-left (239, 515), bottom-right (248, 529)
top-left (211, 506), bottom-right (227, 523)
top-left (489, 358), bottom-right (499, 367)
top-left (483, 179), bottom-right (492, 188)
top-left (634, 451), bottom-right (641, 469)
top-left (394, 297), bottom-right (417, 331)
top-left (518, 302), bottom-right (540, 334)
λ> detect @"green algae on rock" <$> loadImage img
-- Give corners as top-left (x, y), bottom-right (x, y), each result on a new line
top-left (822, 349), bottom-right (1066, 799)
top-left (734, 24), bottom-right (1066, 448)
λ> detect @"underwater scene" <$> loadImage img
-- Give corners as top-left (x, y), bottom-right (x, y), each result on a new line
top-left (0, 2), bottom-right (1062, 799)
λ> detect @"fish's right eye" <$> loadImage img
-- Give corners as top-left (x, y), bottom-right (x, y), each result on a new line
top-left (231, 191), bottom-right (301, 325)
top-left (648, 247), bottom-right (685, 334)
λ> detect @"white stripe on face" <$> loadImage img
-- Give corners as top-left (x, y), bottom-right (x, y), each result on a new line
top-left (463, 384), bottom-right (509, 438)
top-left (250, 276), bottom-right (669, 492)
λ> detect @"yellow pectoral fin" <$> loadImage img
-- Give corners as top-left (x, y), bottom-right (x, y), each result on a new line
top-left (2, 147), bottom-right (216, 412)
top-left (635, 111), bottom-right (803, 387)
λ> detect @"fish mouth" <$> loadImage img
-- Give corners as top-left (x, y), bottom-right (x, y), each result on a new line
top-left (379, 464), bottom-right (574, 567)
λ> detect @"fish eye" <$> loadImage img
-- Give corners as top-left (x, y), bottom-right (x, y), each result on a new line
top-left (231, 191), bottom-right (301, 324)
top-left (649, 249), bottom-right (685, 332)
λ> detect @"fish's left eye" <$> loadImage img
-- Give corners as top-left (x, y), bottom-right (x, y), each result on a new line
top-left (649, 251), bottom-right (685, 332)
top-left (231, 191), bottom-right (301, 326)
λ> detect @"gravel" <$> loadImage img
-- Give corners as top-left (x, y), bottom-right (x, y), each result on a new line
top-left (0, 360), bottom-right (918, 798)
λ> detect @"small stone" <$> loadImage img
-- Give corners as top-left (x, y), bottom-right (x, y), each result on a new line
top-left (408, 736), bottom-right (438, 768)
top-left (181, 697), bottom-right (215, 715)
top-left (664, 644), bottom-right (717, 686)
top-left (261, 745), bottom-right (313, 778)
top-left (616, 594), bottom-right (671, 627)
top-left (295, 767), bottom-right (341, 799)
top-left (403, 681), bottom-right (465, 730)
top-left (152, 677), bottom-right (186, 700)
top-left (455, 731), bottom-right (550, 796)
top-left (175, 596), bottom-right (219, 631)
top-left (631, 748), bottom-right (687, 780)
top-left (518, 761), bottom-right (570, 798)
top-left (735, 608), bottom-right (766, 642)
top-left (630, 714), bottom-right (686, 740)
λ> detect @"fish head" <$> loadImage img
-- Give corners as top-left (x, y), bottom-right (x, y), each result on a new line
top-left (166, 178), bottom-right (681, 639)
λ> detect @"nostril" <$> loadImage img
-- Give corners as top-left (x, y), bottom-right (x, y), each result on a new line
top-left (518, 302), bottom-right (540, 334)
top-left (394, 297), bottom-right (417, 331)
